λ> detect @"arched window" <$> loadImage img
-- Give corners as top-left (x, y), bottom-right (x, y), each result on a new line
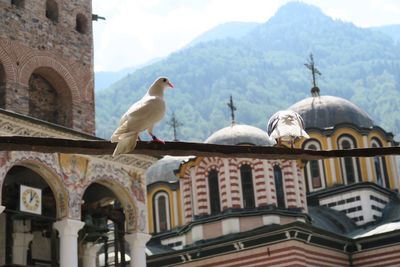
top-left (208, 169), bottom-right (220, 214)
top-left (274, 165), bottom-right (285, 208)
top-left (28, 69), bottom-right (72, 128)
top-left (46, 0), bottom-right (59, 23)
top-left (76, 13), bottom-right (88, 34)
top-left (153, 192), bottom-right (170, 233)
top-left (338, 136), bottom-right (359, 184)
top-left (0, 63), bottom-right (5, 108)
top-left (11, 0), bottom-right (25, 8)
top-left (304, 140), bottom-right (326, 192)
top-left (371, 139), bottom-right (390, 188)
top-left (240, 164), bottom-right (255, 209)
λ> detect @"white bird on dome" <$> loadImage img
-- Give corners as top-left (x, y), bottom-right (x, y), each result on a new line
top-left (111, 77), bottom-right (174, 156)
top-left (267, 110), bottom-right (310, 148)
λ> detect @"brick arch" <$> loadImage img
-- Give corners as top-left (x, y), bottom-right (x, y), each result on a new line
top-left (0, 42), bottom-right (17, 84)
top-left (237, 160), bottom-right (256, 168)
top-left (27, 66), bottom-right (74, 127)
top-left (81, 178), bottom-right (139, 233)
top-left (19, 55), bottom-right (80, 102)
top-left (197, 157), bottom-right (224, 175)
top-left (1, 160), bottom-right (69, 219)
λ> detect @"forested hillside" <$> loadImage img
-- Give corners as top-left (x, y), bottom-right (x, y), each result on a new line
top-left (96, 2), bottom-right (400, 142)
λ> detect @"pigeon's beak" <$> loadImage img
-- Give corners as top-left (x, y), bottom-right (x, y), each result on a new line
top-left (167, 81), bottom-right (174, 88)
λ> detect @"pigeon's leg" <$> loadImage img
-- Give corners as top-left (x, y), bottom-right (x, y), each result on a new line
top-left (147, 127), bottom-right (165, 144)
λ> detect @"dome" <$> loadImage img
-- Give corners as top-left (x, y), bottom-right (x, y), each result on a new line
top-left (146, 156), bottom-right (192, 185)
top-left (289, 95), bottom-right (374, 129)
top-left (205, 124), bottom-right (275, 146)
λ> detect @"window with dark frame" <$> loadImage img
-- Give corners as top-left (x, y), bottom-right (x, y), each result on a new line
top-left (341, 139), bottom-right (356, 184)
top-left (208, 169), bottom-right (221, 214)
top-left (274, 165), bottom-right (285, 208)
top-left (76, 13), bottom-right (88, 34)
top-left (11, 0), bottom-right (25, 8)
top-left (240, 164), bottom-right (255, 209)
top-left (46, 0), bottom-right (59, 22)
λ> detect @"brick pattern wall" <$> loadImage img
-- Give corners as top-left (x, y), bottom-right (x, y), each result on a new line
top-left (195, 157), bottom-right (223, 215)
top-left (181, 168), bottom-right (193, 223)
top-left (252, 160), bottom-right (268, 206)
top-left (229, 159), bottom-right (241, 208)
top-left (353, 244), bottom-right (400, 267)
top-left (186, 157), bottom-right (307, 219)
top-left (297, 161), bottom-right (307, 211)
top-left (0, 0), bottom-right (95, 134)
top-left (282, 160), bottom-right (298, 209)
top-left (268, 160), bottom-right (305, 210)
top-left (178, 240), bottom-right (349, 267)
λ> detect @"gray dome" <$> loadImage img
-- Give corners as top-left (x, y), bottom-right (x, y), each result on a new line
top-left (289, 95), bottom-right (373, 129)
top-left (146, 156), bottom-right (192, 185)
top-left (205, 124), bottom-right (275, 146)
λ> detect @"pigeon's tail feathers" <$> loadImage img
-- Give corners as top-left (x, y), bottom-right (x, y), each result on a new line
top-left (112, 133), bottom-right (139, 157)
top-left (111, 121), bottom-right (128, 143)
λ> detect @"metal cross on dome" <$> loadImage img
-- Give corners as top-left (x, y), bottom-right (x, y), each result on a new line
top-left (304, 53), bottom-right (322, 97)
top-left (227, 95), bottom-right (237, 125)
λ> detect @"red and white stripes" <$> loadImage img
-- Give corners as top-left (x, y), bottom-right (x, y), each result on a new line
top-left (180, 157), bottom-right (307, 222)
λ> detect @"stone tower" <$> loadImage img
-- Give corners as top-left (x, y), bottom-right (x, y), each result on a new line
top-left (0, 0), bottom-right (95, 134)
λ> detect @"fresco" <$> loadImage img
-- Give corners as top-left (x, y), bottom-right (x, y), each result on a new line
top-left (0, 151), bottom-right (148, 232)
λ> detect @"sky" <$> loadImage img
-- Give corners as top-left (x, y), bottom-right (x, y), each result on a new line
top-left (92, 0), bottom-right (400, 72)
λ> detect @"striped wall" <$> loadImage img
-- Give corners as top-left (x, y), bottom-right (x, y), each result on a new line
top-left (352, 243), bottom-right (400, 267)
top-left (180, 157), bottom-right (307, 223)
top-left (178, 240), bottom-right (349, 267)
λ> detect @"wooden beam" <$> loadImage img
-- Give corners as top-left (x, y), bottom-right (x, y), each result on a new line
top-left (0, 136), bottom-right (399, 160)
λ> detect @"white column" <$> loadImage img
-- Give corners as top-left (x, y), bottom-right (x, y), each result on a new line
top-left (125, 232), bottom-right (151, 267)
top-left (0, 205), bottom-right (5, 214)
top-left (362, 135), bottom-right (373, 182)
top-left (173, 191), bottom-right (179, 227)
top-left (83, 242), bottom-right (102, 267)
top-left (388, 141), bottom-right (399, 189)
top-left (190, 168), bottom-right (198, 216)
top-left (53, 218), bottom-right (85, 267)
top-left (327, 137), bottom-right (337, 184)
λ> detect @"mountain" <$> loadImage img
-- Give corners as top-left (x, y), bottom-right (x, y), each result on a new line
top-left (95, 66), bottom-right (136, 91)
top-left (186, 22), bottom-right (260, 48)
top-left (371, 25), bottom-right (400, 43)
top-left (94, 58), bottom-right (162, 91)
top-left (96, 2), bottom-right (400, 142)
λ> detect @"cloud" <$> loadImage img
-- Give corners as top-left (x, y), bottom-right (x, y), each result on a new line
top-left (92, 0), bottom-right (400, 72)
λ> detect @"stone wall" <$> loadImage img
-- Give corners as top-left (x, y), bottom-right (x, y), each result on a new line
top-left (0, 0), bottom-right (95, 134)
top-left (29, 73), bottom-right (72, 127)
top-left (0, 0), bottom-right (93, 67)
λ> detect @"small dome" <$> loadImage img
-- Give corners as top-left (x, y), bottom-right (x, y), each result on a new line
top-left (146, 156), bottom-right (192, 185)
top-left (289, 95), bottom-right (373, 129)
top-left (205, 124), bottom-right (275, 146)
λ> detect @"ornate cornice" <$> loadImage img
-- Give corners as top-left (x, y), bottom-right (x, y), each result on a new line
top-left (0, 110), bottom-right (157, 171)
top-left (0, 109), bottom-right (96, 140)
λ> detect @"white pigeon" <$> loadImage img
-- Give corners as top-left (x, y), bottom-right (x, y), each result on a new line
top-left (111, 77), bottom-right (174, 156)
top-left (267, 110), bottom-right (310, 148)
